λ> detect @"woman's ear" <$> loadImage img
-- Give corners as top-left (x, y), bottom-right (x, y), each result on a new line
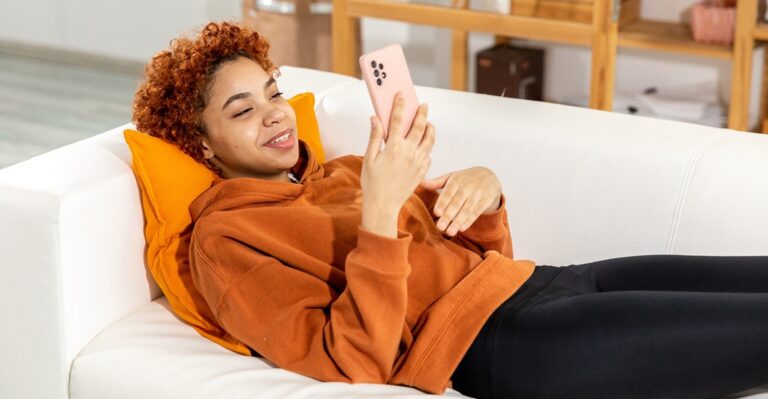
top-left (200, 137), bottom-right (215, 160)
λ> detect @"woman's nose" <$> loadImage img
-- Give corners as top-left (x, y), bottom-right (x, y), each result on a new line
top-left (264, 107), bottom-right (285, 126)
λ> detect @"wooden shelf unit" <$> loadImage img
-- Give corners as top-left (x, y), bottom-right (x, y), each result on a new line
top-left (618, 19), bottom-right (733, 59)
top-left (757, 22), bottom-right (768, 132)
top-left (332, 0), bottom-right (764, 131)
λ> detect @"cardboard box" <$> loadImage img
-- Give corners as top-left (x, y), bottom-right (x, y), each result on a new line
top-left (242, 0), bottom-right (333, 72)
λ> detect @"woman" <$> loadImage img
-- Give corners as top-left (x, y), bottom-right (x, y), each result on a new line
top-left (133, 22), bottom-right (768, 399)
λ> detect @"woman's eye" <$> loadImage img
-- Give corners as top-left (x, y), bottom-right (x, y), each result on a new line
top-left (271, 91), bottom-right (284, 100)
top-left (234, 108), bottom-right (252, 118)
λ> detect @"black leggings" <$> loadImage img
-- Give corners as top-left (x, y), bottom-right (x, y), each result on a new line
top-left (450, 255), bottom-right (768, 399)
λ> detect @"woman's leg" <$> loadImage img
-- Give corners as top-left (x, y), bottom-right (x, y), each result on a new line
top-left (575, 254), bottom-right (768, 293)
top-left (452, 256), bottom-right (768, 399)
top-left (487, 288), bottom-right (768, 399)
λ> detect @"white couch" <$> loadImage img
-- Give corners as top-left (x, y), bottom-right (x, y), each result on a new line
top-left (2, 66), bottom-right (768, 399)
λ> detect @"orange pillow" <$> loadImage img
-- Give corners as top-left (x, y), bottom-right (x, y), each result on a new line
top-left (125, 92), bottom-right (324, 354)
top-left (290, 92), bottom-right (325, 163)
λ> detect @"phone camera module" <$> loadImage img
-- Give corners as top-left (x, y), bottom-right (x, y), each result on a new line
top-left (370, 60), bottom-right (377, 68)
top-left (376, 78), bottom-right (382, 86)
top-left (374, 69), bottom-right (379, 77)
top-left (379, 63), bottom-right (384, 70)
top-left (382, 72), bottom-right (387, 79)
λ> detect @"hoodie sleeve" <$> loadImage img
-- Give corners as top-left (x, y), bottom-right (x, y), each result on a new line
top-left (189, 226), bottom-right (412, 385)
top-left (413, 186), bottom-right (514, 258)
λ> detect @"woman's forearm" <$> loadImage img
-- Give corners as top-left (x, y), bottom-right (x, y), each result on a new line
top-left (361, 202), bottom-right (399, 239)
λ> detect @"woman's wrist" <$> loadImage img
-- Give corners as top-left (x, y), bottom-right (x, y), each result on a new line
top-left (482, 193), bottom-right (502, 214)
top-left (361, 202), bottom-right (399, 238)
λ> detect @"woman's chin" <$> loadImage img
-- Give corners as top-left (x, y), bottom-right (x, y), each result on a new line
top-left (277, 155), bottom-right (301, 172)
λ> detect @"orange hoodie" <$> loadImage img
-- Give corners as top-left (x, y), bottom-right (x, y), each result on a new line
top-left (188, 141), bottom-right (536, 394)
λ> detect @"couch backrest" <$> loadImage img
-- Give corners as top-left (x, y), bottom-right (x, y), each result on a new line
top-left (315, 81), bottom-right (768, 267)
top-left (0, 66), bottom-right (357, 399)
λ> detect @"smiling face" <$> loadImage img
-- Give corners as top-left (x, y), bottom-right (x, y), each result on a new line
top-left (200, 56), bottom-right (299, 181)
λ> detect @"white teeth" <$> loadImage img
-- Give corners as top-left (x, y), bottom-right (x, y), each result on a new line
top-left (269, 132), bottom-right (290, 144)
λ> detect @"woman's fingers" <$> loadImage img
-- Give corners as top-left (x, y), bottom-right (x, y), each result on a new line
top-left (446, 220), bottom-right (464, 237)
top-left (433, 175), bottom-right (457, 217)
top-left (417, 155), bottom-right (432, 182)
top-left (405, 103), bottom-right (429, 144)
top-left (386, 93), bottom-right (430, 146)
top-left (435, 186), bottom-right (469, 232)
top-left (444, 201), bottom-right (470, 236)
top-left (428, 167), bottom-right (503, 236)
top-left (421, 122), bottom-right (435, 151)
top-left (388, 92), bottom-right (406, 140)
top-left (420, 122), bottom-right (435, 153)
top-left (365, 115), bottom-right (384, 160)
top-left (457, 197), bottom-right (485, 232)
top-left (420, 171), bottom-right (449, 191)
top-left (442, 195), bottom-right (484, 236)
top-left (434, 176), bottom-right (485, 235)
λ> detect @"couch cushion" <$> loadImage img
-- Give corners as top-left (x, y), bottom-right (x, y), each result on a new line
top-left (69, 297), bottom-right (469, 399)
top-left (69, 297), bottom-right (768, 399)
top-left (665, 131), bottom-right (768, 255)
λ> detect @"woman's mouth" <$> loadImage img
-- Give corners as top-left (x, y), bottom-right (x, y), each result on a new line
top-left (263, 129), bottom-right (296, 149)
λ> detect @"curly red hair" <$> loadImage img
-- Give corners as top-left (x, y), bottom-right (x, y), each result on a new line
top-left (132, 21), bottom-right (274, 175)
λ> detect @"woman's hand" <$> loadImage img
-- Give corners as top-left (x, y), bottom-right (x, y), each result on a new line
top-left (360, 93), bottom-right (435, 238)
top-left (420, 167), bottom-right (502, 237)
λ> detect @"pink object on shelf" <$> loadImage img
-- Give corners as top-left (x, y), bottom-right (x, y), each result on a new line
top-left (690, 0), bottom-right (736, 45)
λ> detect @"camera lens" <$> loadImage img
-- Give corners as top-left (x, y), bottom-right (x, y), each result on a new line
top-left (374, 69), bottom-right (379, 77)
top-left (376, 78), bottom-right (382, 86)
top-left (382, 72), bottom-right (387, 79)
top-left (379, 63), bottom-right (384, 69)
top-left (371, 60), bottom-right (376, 68)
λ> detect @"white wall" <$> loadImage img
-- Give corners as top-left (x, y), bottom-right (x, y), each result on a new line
top-left (0, 0), bottom-right (763, 126)
top-left (0, 0), bottom-right (241, 61)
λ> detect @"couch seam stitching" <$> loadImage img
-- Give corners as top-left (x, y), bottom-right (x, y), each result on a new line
top-left (665, 133), bottom-right (721, 254)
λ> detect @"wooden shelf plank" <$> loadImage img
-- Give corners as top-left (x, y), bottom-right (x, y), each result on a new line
top-left (618, 20), bottom-right (733, 59)
top-left (755, 22), bottom-right (768, 41)
top-left (347, 0), bottom-right (593, 46)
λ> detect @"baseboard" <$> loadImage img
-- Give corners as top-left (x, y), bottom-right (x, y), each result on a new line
top-left (0, 40), bottom-right (144, 76)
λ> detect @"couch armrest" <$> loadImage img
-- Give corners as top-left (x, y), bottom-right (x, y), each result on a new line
top-left (0, 66), bottom-right (359, 399)
top-left (0, 125), bottom-right (157, 399)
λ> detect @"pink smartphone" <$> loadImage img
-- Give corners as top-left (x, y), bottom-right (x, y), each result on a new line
top-left (359, 44), bottom-right (419, 140)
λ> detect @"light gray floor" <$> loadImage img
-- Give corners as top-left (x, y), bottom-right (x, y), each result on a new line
top-left (0, 52), bottom-right (140, 169)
